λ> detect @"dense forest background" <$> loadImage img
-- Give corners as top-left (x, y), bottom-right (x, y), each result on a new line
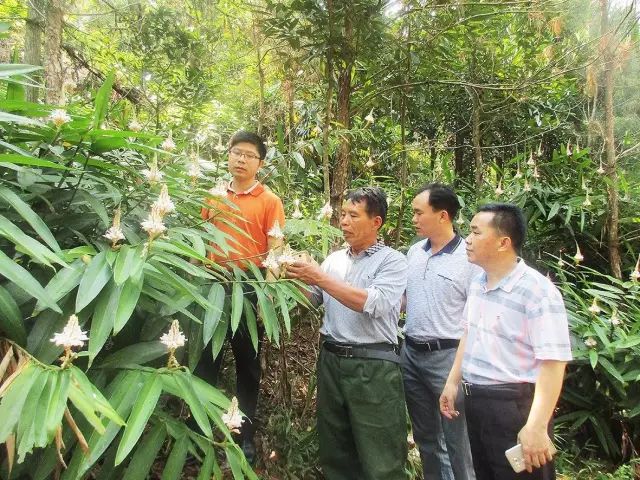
top-left (0, 0), bottom-right (640, 478)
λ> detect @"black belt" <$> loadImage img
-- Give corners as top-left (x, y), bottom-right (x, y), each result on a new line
top-left (462, 381), bottom-right (535, 399)
top-left (405, 336), bottom-right (459, 352)
top-left (322, 341), bottom-right (400, 364)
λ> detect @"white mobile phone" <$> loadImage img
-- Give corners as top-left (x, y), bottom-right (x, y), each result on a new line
top-left (505, 443), bottom-right (526, 473)
top-left (505, 443), bottom-right (558, 473)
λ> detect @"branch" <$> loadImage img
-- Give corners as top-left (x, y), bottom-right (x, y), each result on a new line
top-left (62, 43), bottom-right (143, 104)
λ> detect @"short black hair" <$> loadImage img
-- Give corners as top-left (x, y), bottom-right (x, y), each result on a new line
top-left (415, 183), bottom-right (460, 220)
top-left (477, 203), bottom-right (527, 252)
top-left (345, 186), bottom-right (388, 226)
top-left (229, 130), bottom-right (267, 160)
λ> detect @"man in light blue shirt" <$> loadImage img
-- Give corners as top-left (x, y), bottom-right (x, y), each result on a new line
top-left (288, 187), bottom-right (408, 480)
top-left (403, 183), bottom-right (477, 480)
top-left (440, 203), bottom-right (571, 480)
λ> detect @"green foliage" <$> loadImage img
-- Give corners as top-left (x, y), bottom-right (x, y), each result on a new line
top-left (0, 67), bottom-right (306, 478)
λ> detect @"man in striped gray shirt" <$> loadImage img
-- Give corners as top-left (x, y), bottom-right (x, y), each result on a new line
top-left (403, 183), bottom-right (478, 480)
top-left (440, 203), bottom-right (572, 480)
top-left (288, 187), bottom-right (408, 480)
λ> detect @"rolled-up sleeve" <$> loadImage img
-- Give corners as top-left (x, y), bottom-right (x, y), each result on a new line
top-left (309, 285), bottom-right (323, 307)
top-left (362, 251), bottom-right (407, 319)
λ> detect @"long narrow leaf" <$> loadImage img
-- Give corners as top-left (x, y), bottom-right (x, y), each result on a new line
top-left (33, 260), bottom-right (84, 315)
top-left (0, 186), bottom-right (60, 251)
top-left (0, 284), bottom-right (26, 345)
top-left (121, 423), bottom-right (166, 480)
top-left (0, 250), bottom-right (61, 313)
top-left (88, 281), bottom-right (123, 365)
top-left (160, 435), bottom-right (190, 480)
top-left (115, 373), bottom-right (163, 465)
top-left (0, 363), bottom-right (38, 442)
top-left (76, 251), bottom-right (111, 312)
top-left (203, 283), bottom-right (225, 346)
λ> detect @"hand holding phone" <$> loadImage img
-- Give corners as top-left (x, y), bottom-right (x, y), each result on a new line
top-left (505, 442), bottom-right (557, 473)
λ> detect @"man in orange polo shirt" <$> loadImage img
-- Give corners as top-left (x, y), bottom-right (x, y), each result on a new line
top-left (198, 130), bottom-right (285, 464)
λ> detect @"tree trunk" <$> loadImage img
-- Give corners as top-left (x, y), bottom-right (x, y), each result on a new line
top-left (321, 0), bottom-right (334, 201)
top-left (394, 94), bottom-right (408, 248)
top-left (468, 86), bottom-right (483, 190)
top-left (252, 20), bottom-right (266, 137)
top-left (329, 8), bottom-right (354, 226)
top-left (394, 19), bottom-right (411, 248)
top-left (24, 0), bottom-right (45, 102)
top-left (600, 0), bottom-right (622, 278)
top-left (44, 0), bottom-right (65, 105)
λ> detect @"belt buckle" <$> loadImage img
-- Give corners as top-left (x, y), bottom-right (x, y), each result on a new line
top-left (340, 345), bottom-right (353, 358)
top-left (462, 381), bottom-right (471, 396)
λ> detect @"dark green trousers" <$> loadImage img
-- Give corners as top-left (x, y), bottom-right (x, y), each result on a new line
top-left (317, 348), bottom-right (408, 480)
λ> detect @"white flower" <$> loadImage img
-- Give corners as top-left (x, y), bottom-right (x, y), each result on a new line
top-left (221, 397), bottom-right (244, 434)
top-left (581, 178), bottom-right (588, 191)
top-left (588, 298), bottom-right (601, 314)
top-left (597, 163), bottom-right (605, 175)
top-left (262, 249), bottom-right (279, 270)
top-left (582, 191), bottom-right (591, 207)
top-left (456, 213), bottom-right (465, 225)
top-left (610, 311), bottom-right (621, 326)
top-left (566, 142), bottom-right (573, 156)
top-left (537, 142), bottom-right (543, 156)
top-left (268, 220), bottom-right (284, 239)
top-left (161, 136), bottom-right (176, 151)
top-left (208, 181), bottom-right (228, 198)
top-left (153, 184), bottom-right (175, 216)
top-left (495, 183), bottom-right (504, 196)
top-left (214, 139), bottom-right (227, 153)
top-left (49, 109), bottom-right (71, 127)
top-left (318, 201), bottom-right (333, 221)
top-left (141, 162), bottom-right (164, 183)
top-left (557, 258), bottom-right (564, 268)
top-left (198, 158), bottom-right (216, 170)
top-left (141, 205), bottom-right (167, 239)
top-left (187, 161), bottom-right (202, 179)
top-left (160, 319), bottom-right (186, 350)
top-left (104, 207), bottom-right (125, 245)
top-left (573, 245), bottom-right (584, 264)
top-left (523, 179), bottom-right (531, 192)
top-left (527, 152), bottom-right (535, 166)
top-left (631, 256), bottom-right (640, 281)
top-left (51, 314), bottom-right (88, 348)
top-left (533, 165), bottom-right (540, 179)
top-left (277, 244), bottom-right (296, 266)
top-left (584, 337), bottom-right (597, 348)
top-left (195, 132), bottom-right (207, 144)
top-left (514, 168), bottom-right (523, 179)
top-left (104, 225), bottom-right (125, 244)
top-left (364, 109), bottom-right (375, 124)
top-left (128, 120), bottom-right (143, 132)
top-left (365, 158), bottom-right (375, 168)
top-left (312, 125), bottom-right (322, 136)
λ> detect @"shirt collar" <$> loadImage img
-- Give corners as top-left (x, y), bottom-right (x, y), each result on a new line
top-left (480, 258), bottom-right (527, 293)
top-left (347, 239), bottom-right (385, 258)
top-left (228, 181), bottom-right (264, 197)
top-left (423, 234), bottom-right (462, 257)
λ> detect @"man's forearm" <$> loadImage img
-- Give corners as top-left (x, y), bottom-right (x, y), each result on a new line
top-left (317, 274), bottom-right (368, 313)
top-left (445, 332), bottom-right (467, 386)
top-left (526, 360), bottom-right (567, 428)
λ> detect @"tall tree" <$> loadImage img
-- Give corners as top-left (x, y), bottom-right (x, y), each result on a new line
top-left (600, 0), bottom-right (622, 278)
top-left (24, 0), bottom-right (45, 102)
top-left (44, 0), bottom-right (64, 104)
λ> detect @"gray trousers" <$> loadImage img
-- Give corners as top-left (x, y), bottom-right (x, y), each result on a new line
top-left (401, 343), bottom-right (475, 480)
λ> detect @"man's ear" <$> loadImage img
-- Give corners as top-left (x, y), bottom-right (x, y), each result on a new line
top-left (373, 216), bottom-right (383, 230)
top-left (497, 236), bottom-right (512, 252)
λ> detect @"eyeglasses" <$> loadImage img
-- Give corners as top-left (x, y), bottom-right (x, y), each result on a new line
top-left (229, 148), bottom-right (261, 162)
